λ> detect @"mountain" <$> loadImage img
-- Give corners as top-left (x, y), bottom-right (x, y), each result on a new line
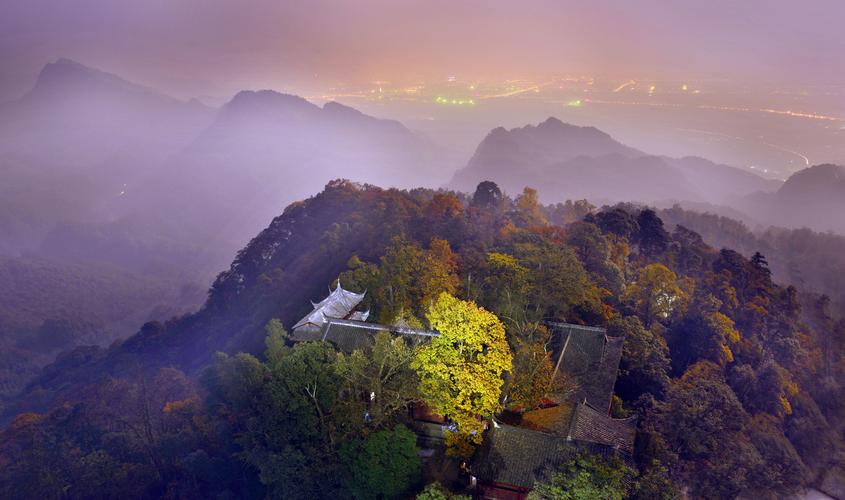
top-left (451, 117), bottom-right (781, 205)
top-left (740, 163), bottom-right (845, 234)
top-left (0, 58), bottom-right (213, 170)
top-left (0, 63), bottom-right (457, 407)
top-left (139, 89), bottom-right (457, 259)
top-left (0, 59), bottom-right (214, 257)
top-left (0, 60), bottom-right (455, 273)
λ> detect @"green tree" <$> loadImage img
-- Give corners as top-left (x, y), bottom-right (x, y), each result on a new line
top-left (514, 241), bottom-right (595, 321)
top-left (411, 293), bottom-right (512, 449)
top-left (471, 181), bottom-right (504, 210)
top-left (237, 342), bottom-right (343, 499)
top-left (419, 238), bottom-right (460, 307)
top-left (610, 316), bottom-right (670, 399)
top-left (636, 209), bottom-right (669, 256)
top-left (565, 221), bottom-right (624, 294)
top-left (339, 425), bottom-right (422, 500)
top-left (416, 482), bottom-right (471, 500)
top-left (589, 207), bottom-right (640, 241)
top-left (480, 252), bottom-right (532, 322)
top-left (348, 237), bottom-right (459, 324)
top-left (660, 373), bottom-right (769, 498)
top-left (528, 451), bottom-right (634, 500)
top-left (668, 295), bottom-right (741, 372)
top-left (335, 331), bottom-right (420, 433)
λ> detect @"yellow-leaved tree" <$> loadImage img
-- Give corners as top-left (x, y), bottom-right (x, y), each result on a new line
top-left (623, 263), bottom-right (687, 326)
top-left (411, 293), bottom-right (512, 455)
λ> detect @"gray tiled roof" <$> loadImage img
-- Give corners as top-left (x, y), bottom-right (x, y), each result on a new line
top-left (506, 321), bottom-right (635, 461)
top-left (319, 318), bottom-right (437, 353)
top-left (474, 409), bottom-right (636, 490)
top-left (546, 322), bottom-right (624, 411)
top-left (568, 403), bottom-right (637, 454)
top-left (473, 423), bottom-right (572, 489)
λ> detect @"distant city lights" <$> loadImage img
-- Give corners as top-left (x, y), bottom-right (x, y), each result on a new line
top-left (435, 96), bottom-right (475, 106)
top-left (566, 99), bottom-right (583, 107)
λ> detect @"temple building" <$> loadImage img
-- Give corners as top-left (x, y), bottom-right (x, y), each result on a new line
top-left (292, 283), bottom-right (635, 499)
top-left (290, 282), bottom-right (436, 351)
top-left (290, 282), bottom-right (369, 341)
top-left (472, 322), bottom-right (636, 499)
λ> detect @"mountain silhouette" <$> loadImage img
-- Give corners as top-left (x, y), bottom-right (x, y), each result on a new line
top-left (741, 163), bottom-right (845, 233)
top-left (451, 118), bottom-right (780, 205)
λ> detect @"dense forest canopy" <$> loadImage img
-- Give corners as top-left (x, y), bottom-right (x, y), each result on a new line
top-left (1, 179), bottom-right (843, 499)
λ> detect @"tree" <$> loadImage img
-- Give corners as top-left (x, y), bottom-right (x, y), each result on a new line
top-left (347, 237), bottom-right (459, 325)
top-left (668, 294), bottom-right (742, 372)
top-left (589, 208), bottom-right (639, 241)
top-left (416, 482), bottom-right (471, 500)
top-left (660, 373), bottom-right (768, 498)
top-left (506, 324), bottom-right (556, 409)
top-left (479, 252), bottom-right (531, 323)
top-left (339, 425), bottom-right (422, 500)
top-left (528, 451), bottom-right (634, 500)
top-left (565, 221), bottom-right (624, 294)
top-left (471, 181), bottom-right (504, 209)
top-left (237, 342), bottom-right (343, 499)
top-left (418, 238), bottom-right (460, 307)
top-left (631, 461), bottom-right (679, 500)
top-left (747, 415), bottom-right (808, 496)
top-left (636, 209), bottom-right (669, 256)
top-left (411, 293), bottom-right (512, 450)
top-left (610, 316), bottom-right (670, 399)
top-left (515, 187), bottom-right (548, 227)
top-left (513, 240), bottom-right (596, 321)
top-left (623, 264), bottom-right (686, 326)
top-left (547, 199), bottom-right (595, 226)
top-left (335, 331), bottom-right (420, 433)
top-left (378, 237), bottom-right (426, 323)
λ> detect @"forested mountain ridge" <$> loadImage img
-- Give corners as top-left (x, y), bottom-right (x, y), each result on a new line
top-left (657, 204), bottom-right (845, 319)
top-left (1, 180), bottom-right (843, 499)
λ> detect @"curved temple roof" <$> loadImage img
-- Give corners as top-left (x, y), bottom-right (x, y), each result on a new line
top-left (292, 282), bottom-right (366, 330)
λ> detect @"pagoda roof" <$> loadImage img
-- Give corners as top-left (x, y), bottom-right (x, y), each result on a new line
top-left (292, 282), bottom-right (366, 330)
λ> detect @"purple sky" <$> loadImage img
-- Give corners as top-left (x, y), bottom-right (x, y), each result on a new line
top-left (2, 0), bottom-right (844, 101)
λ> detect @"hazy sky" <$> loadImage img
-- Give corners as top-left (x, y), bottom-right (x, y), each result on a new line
top-left (1, 0), bottom-right (844, 101)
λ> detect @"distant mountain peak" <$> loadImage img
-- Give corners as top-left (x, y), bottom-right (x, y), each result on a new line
top-left (34, 58), bottom-right (132, 92)
top-left (322, 101), bottom-right (363, 116)
top-left (51, 57), bottom-right (89, 69)
top-left (469, 118), bottom-right (639, 163)
top-left (228, 89), bottom-right (312, 106)
top-left (778, 163), bottom-right (845, 199)
top-left (22, 58), bottom-right (177, 108)
top-left (220, 90), bottom-right (320, 120)
top-left (539, 116), bottom-right (565, 127)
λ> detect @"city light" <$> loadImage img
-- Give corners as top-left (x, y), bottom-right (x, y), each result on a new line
top-left (434, 96), bottom-right (475, 106)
